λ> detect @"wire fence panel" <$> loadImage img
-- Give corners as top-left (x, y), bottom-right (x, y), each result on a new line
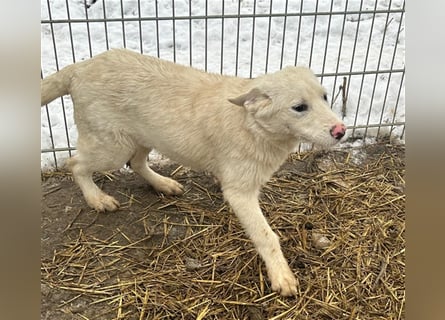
top-left (41, 0), bottom-right (405, 170)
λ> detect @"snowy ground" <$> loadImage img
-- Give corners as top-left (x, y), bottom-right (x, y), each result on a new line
top-left (41, 0), bottom-right (405, 170)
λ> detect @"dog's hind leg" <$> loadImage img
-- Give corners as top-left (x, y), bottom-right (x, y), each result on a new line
top-left (223, 188), bottom-right (298, 296)
top-left (130, 146), bottom-right (184, 195)
top-left (67, 135), bottom-right (134, 212)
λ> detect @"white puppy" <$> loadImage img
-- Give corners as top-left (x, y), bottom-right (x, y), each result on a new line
top-left (41, 49), bottom-right (346, 296)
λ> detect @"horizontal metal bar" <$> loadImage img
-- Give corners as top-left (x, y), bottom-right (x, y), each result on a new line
top-left (347, 122), bottom-right (405, 130)
top-left (316, 69), bottom-right (404, 78)
top-left (41, 147), bottom-right (76, 153)
top-left (41, 8), bottom-right (405, 24)
top-left (42, 65), bottom-right (404, 79)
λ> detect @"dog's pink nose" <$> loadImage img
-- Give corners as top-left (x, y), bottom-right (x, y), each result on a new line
top-left (330, 123), bottom-right (346, 140)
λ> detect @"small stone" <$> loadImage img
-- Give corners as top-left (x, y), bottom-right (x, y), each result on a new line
top-left (312, 232), bottom-right (331, 249)
top-left (184, 257), bottom-right (202, 271)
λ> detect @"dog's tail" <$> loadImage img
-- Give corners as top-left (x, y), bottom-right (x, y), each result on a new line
top-left (41, 64), bottom-right (75, 106)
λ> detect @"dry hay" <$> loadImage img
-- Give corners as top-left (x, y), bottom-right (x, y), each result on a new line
top-left (41, 143), bottom-right (405, 319)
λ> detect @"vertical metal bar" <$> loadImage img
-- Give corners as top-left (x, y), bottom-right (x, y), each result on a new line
top-left (46, 0), bottom-right (59, 70)
top-left (44, 0), bottom-right (57, 169)
top-left (155, 0), bottom-right (160, 57)
top-left (294, 0), bottom-right (304, 153)
top-left (279, 0), bottom-right (289, 70)
top-left (119, 0), bottom-right (126, 48)
top-left (189, 0), bottom-right (192, 66)
top-left (64, 0), bottom-right (76, 63)
top-left (57, 1), bottom-right (76, 158)
top-left (400, 126), bottom-right (405, 140)
top-left (345, 0), bottom-right (364, 100)
top-left (390, 70), bottom-right (405, 139)
top-left (83, 0), bottom-right (93, 56)
top-left (308, 0), bottom-right (319, 68)
top-left (235, 1), bottom-right (241, 76)
top-left (102, 0), bottom-right (110, 50)
top-left (137, 0), bottom-right (143, 53)
top-left (309, 0), bottom-right (319, 153)
top-left (364, 0), bottom-right (393, 139)
top-left (294, 0), bottom-right (304, 152)
top-left (377, 2), bottom-right (404, 137)
top-left (294, 0), bottom-right (304, 66)
top-left (249, 0), bottom-right (257, 78)
top-left (172, 0), bottom-right (176, 62)
top-left (46, 0), bottom-right (68, 169)
top-left (400, 122), bottom-right (405, 140)
top-left (331, 0), bottom-right (349, 112)
top-left (320, 0), bottom-right (334, 85)
top-left (205, 1), bottom-right (208, 71)
top-left (220, 0), bottom-right (225, 74)
top-left (264, 0), bottom-right (273, 73)
top-left (41, 70), bottom-right (58, 169)
top-left (350, 0), bottom-right (378, 139)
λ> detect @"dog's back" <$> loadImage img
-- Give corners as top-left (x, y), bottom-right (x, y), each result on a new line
top-left (42, 49), bottom-right (227, 107)
top-left (41, 49), bottom-right (254, 173)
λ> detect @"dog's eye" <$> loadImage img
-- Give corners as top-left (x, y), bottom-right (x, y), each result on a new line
top-left (291, 104), bottom-right (308, 112)
top-left (323, 94), bottom-right (328, 101)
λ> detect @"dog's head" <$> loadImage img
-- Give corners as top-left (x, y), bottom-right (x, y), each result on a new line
top-left (229, 67), bottom-right (346, 148)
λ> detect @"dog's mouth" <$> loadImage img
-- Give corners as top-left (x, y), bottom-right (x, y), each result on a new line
top-left (297, 131), bottom-right (342, 149)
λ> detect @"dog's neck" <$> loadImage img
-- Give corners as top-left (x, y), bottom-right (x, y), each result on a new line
top-left (245, 115), bottom-right (298, 156)
top-left (237, 116), bottom-right (298, 187)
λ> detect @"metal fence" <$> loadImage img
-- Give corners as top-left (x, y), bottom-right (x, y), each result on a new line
top-left (41, 0), bottom-right (405, 170)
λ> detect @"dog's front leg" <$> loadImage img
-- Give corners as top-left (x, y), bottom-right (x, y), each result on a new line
top-left (223, 189), bottom-right (297, 296)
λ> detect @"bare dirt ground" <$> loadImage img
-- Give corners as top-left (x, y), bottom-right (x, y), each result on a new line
top-left (41, 143), bottom-right (405, 320)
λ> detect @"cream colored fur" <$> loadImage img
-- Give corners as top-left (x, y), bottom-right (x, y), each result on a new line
top-left (41, 49), bottom-right (345, 296)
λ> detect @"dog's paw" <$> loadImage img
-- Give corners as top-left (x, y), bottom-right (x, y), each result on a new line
top-left (154, 177), bottom-right (184, 195)
top-left (87, 193), bottom-right (120, 212)
top-left (269, 265), bottom-right (298, 297)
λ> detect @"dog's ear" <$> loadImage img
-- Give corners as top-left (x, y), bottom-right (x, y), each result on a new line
top-left (228, 88), bottom-right (269, 107)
